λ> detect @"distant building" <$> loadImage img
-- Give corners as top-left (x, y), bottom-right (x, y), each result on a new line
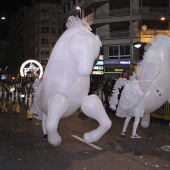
top-left (9, 0), bottom-right (61, 72)
top-left (61, 0), bottom-right (170, 79)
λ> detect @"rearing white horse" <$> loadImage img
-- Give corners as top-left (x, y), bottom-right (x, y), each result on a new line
top-left (110, 34), bottom-right (170, 138)
top-left (31, 16), bottom-right (112, 146)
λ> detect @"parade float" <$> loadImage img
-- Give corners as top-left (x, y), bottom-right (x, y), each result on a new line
top-left (30, 16), bottom-right (112, 146)
top-left (109, 34), bottom-right (170, 138)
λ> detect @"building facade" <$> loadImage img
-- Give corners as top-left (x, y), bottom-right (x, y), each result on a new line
top-left (9, 0), bottom-right (61, 74)
top-left (61, 0), bottom-right (170, 79)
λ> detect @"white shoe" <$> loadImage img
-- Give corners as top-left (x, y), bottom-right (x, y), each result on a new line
top-left (131, 134), bottom-right (141, 138)
top-left (120, 132), bottom-right (125, 137)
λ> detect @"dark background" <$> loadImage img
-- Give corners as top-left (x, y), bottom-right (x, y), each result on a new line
top-left (0, 0), bottom-right (32, 40)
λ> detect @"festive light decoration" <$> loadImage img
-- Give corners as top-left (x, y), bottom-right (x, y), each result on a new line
top-left (20, 60), bottom-right (43, 78)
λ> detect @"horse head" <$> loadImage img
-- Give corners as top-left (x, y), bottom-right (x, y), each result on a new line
top-left (67, 16), bottom-right (102, 76)
top-left (143, 34), bottom-right (170, 63)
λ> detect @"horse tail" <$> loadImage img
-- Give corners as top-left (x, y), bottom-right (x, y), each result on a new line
top-left (109, 78), bottom-right (128, 111)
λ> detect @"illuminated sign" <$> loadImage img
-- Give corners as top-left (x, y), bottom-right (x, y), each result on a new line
top-left (92, 71), bottom-right (103, 75)
top-left (115, 69), bottom-right (123, 72)
top-left (98, 55), bottom-right (103, 60)
top-left (93, 66), bottom-right (103, 70)
top-left (1, 75), bottom-right (6, 80)
top-left (120, 61), bottom-right (130, 64)
top-left (94, 60), bottom-right (104, 65)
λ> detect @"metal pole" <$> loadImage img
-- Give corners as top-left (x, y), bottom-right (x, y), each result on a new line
top-left (130, 0), bottom-right (133, 74)
top-left (154, 16), bottom-right (157, 37)
top-left (80, 9), bottom-right (82, 19)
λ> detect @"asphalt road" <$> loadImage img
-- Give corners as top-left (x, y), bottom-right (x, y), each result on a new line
top-left (0, 103), bottom-right (170, 170)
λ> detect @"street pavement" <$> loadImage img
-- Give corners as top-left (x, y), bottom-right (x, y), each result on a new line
top-left (0, 103), bottom-right (170, 170)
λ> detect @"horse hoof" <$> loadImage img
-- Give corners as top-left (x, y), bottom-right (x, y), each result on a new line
top-left (141, 121), bottom-right (149, 128)
top-left (83, 133), bottom-right (92, 144)
top-left (48, 134), bottom-right (62, 146)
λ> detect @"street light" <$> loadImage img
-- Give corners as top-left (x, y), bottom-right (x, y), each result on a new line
top-left (1, 17), bottom-right (6, 20)
top-left (134, 42), bottom-right (142, 48)
top-left (154, 16), bottom-right (166, 37)
top-left (160, 17), bottom-right (165, 21)
top-left (76, 6), bottom-right (82, 19)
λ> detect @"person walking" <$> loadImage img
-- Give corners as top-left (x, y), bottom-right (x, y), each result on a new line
top-left (1, 83), bottom-right (9, 112)
top-left (12, 84), bottom-right (22, 115)
top-left (25, 82), bottom-right (34, 120)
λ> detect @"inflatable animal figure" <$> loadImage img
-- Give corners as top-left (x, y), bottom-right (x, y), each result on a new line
top-left (110, 34), bottom-right (170, 138)
top-left (31, 16), bottom-right (112, 146)
top-left (30, 78), bottom-right (48, 139)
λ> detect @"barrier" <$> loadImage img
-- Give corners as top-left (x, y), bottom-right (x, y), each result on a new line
top-left (151, 102), bottom-right (170, 120)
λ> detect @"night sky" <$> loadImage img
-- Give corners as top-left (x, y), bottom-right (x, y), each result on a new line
top-left (0, 0), bottom-right (32, 40)
top-left (0, 0), bottom-right (32, 17)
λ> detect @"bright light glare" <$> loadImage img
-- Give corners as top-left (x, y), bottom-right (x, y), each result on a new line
top-left (134, 42), bottom-right (142, 48)
top-left (134, 44), bottom-right (142, 48)
top-left (160, 17), bottom-right (165, 21)
top-left (1, 17), bottom-right (5, 20)
top-left (76, 6), bottom-right (81, 10)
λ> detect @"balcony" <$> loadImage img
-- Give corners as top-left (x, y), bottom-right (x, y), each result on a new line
top-left (83, 7), bottom-right (169, 24)
top-left (97, 29), bottom-right (170, 45)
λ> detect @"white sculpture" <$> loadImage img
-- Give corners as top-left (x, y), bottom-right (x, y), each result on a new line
top-left (31, 16), bottom-right (112, 146)
top-left (110, 34), bottom-right (170, 138)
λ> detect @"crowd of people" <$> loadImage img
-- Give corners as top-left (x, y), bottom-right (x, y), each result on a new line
top-left (0, 81), bottom-right (35, 120)
top-left (88, 70), bottom-right (131, 115)
top-left (0, 70), bottom-right (131, 119)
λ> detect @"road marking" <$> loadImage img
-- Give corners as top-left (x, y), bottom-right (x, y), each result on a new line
top-left (71, 135), bottom-right (103, 150)
top-left (33, 115), bottom-right (39, 119)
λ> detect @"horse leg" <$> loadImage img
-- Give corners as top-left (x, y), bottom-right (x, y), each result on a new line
top-left (46, 93), bottom-right (69, 146)
top-left (81, 94), bottom-right (112, 144)
top-left (131, 117), bottom-right (141, 138)
top-left (141, 113), bottom-right (150, 128)
top-left (42, 113), bottom-right (47, 140)
top-left (120, 116), bottom-right (132, 136)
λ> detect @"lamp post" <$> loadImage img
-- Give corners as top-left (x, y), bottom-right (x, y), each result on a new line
top-left (76, 6), bottom-right (82, 19)
top-left (129, 0), bottom-right (133, 74)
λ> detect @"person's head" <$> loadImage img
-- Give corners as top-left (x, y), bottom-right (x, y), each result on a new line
top-left (27, 83), bottom-right (31, 88)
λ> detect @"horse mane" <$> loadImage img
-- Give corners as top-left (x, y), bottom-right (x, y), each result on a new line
top-left (109, 78), bottom-right (129, 111)
top-left (143, 34), bottom-right (167, 59)
top-left (66, 16), bottom-right (92, 32)
top-left (136, 34), bottom-right (170, 75)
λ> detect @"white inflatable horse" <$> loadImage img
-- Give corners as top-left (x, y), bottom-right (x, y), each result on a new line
top-left (31, 16), bottom-right (112, 146)
top-left (110, 34), bottom-right (170, 138)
